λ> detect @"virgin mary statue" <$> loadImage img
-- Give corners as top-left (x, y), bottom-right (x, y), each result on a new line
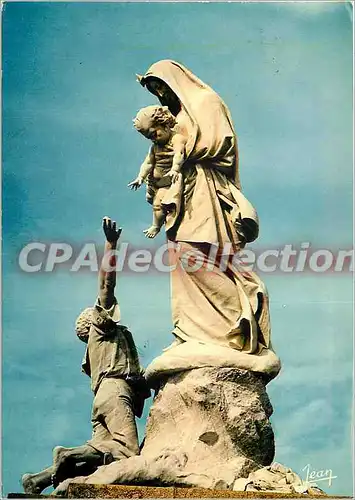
top-left (138, 60), bottom-right (280, 381)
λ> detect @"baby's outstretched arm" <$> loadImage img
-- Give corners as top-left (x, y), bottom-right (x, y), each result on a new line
top-left (128, 146), bottom-right (155, 190)
top-left (165, 134), bottom-right (187, 183)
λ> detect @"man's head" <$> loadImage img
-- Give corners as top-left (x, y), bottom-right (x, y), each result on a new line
top-left (133, 105), bottom-right (176, 146)
top-left (75, 307), bottom-right (94, 343)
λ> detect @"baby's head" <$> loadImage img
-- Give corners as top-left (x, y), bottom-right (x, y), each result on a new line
top-left (133, 105), bottom-right (177, 146)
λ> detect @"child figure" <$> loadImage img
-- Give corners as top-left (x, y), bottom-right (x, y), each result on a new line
top-left (128, 105), bottom-right (187, 238)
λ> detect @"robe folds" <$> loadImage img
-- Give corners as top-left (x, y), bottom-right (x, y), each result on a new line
top-left (140, 60), bottom-right (280, 374)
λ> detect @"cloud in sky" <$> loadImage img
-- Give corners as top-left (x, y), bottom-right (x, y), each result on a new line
top-left (2, 2), bottom-right (353, 496)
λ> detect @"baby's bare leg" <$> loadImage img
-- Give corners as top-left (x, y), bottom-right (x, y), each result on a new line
top-left (144, 196), bottom-right (165, 239)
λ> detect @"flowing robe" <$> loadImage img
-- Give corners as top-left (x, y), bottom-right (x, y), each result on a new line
top-left (140, 60), bottom-right (280, 377)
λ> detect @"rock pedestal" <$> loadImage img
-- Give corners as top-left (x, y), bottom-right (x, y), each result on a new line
top-left (67, 367), bottom-right (275, 491)
top-left (142, 367), bottom-right (275, 488)
top-left (66, 484), bottom-right (331, 498)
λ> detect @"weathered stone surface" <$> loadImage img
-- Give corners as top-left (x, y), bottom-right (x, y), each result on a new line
top-left (66, 484), bottom-right (343, 498)
top-left (54, 367), bottom-right (275, 493)
top-left (233, 463), bottom-right (326, 495)
top-left (145, 341), bottom-right (281, 385)
top-left (9, 485), bottom-right (350, 499)
top-left (142, 366), bottom-right (275, 483)
top-left (8, 495), bottom-right (51, 498)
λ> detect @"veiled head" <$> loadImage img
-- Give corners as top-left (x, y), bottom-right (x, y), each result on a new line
top-left (143, 77), bottom-right (181, 116)
top-left (137, 60), bottom-right (239, 186)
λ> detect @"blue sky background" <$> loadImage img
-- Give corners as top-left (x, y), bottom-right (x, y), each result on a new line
top-left (2, 1), bottom-right (353, 496)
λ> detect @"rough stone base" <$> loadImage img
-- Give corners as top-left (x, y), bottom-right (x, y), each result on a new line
top-left (52, 368), bottom-right (274, 494)
top-left (49, 370), bottom-right (333, 498)
top-left (8, 486), bottom-right (350, 499)
top-left (66, 484), bottom-right (341, 498)
top-left (8, 495), bottom-right (51, 499)
top-left (143, 367), bottom-right (275, 478)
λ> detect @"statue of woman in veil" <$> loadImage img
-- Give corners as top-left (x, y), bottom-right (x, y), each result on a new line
top-left (137, 60), bottom-right (280, 379)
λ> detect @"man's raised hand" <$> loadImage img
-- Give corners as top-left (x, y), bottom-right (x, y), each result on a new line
top-left (102, 217), bottom-right (122, 243)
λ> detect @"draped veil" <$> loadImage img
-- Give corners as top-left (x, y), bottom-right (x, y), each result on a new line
top-left (140, 60), bottom-right (280, 380)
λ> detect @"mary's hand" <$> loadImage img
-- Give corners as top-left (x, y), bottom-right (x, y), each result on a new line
top-left (164, 170), bottom-right (181, 184)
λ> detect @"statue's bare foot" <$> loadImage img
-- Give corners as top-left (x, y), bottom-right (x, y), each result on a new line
top-left (143, 226), bottom-right (160, 238)
top-left (22, 473), bottom-right (43, 495)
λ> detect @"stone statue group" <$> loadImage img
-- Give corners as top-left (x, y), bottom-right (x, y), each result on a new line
top-left (22, 61), bottom-right (317, 497)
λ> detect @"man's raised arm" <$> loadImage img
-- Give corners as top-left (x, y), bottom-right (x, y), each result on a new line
top-left (99, 217), bottom-right (122, 310)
